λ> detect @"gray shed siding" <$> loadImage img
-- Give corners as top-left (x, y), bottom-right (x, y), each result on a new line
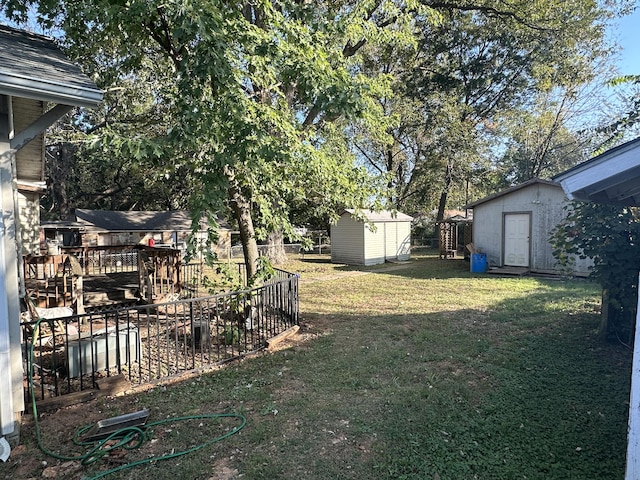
top-left (472, 182), bottom-right (591, 275)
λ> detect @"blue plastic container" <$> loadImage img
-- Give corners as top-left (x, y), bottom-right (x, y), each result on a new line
top-left (470, 253), bottom-right (487, 273)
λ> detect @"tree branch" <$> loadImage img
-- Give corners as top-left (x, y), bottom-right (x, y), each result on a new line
top-left (425, 1), bottom-right (559, 31)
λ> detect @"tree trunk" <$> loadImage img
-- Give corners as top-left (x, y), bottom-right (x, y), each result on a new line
top-left (265, 228), bottom-right (288, 265)
top-left (436, 162), bottom-right (453, 222)
top-left (48, 143), bottom-right (72, 219)
top-left (226, 167), bottom-right (259, 279)
top-left (599, 288), bottom-right (610, 340)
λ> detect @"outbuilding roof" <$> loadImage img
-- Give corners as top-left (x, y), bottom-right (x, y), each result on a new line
top-left (0, 25), bottom-right (102, 107)
top-left (465, 178), bottom-right (561, 209)
top-left (343, 209), bottom-right (413, 222)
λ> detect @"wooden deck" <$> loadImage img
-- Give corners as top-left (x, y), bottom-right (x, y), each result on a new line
top-left (82, 272), bottom-right (140, 308)
top-left (487, 266), bottom-right (530, 276)
top-left (24, 247), bottom-right (182, 312)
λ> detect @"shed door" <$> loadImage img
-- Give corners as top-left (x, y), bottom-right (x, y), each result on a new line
top-left (504, 213), bottom-right (530, 267)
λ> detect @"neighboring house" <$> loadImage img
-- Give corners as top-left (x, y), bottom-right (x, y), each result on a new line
top-left (465, 178), bottom-right (591, 276)
top-left (42, 209), bottom-right (233, 257)
top-left (0, 26), bottom-right (102, 442)
top-left (553, 136), bottom-right (640, 480)
top-left (331, 209), bottom-right (413, 266)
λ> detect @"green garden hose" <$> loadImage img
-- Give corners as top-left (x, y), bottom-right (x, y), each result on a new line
top-left (28, 316), bottom-right (247, 479)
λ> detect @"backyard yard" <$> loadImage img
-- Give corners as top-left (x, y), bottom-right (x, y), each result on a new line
top-left (6, 250), bottom-right (632, 479)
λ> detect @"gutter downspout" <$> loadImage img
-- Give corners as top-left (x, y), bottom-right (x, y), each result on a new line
top-left (0, 200), bottom-right (14, 435)
top-left (7, 96), bottom-right (25, 298)
top-left (0, 101), bottom-right (15, 436)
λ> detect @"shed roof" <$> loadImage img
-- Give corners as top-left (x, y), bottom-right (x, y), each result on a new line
top-left (343, 209), bottom-right (413, 222)
top-left (465, 178), bottom-right (561, 209)
top-left (74, 209), bottom-right (228, 232)
top-left (0, 25), bottom-right (102, 107)
top-left (553, 136), bottom-right (640, 206)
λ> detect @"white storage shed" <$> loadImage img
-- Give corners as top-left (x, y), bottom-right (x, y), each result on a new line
top-left (330, 209), bottom-right (413, 266)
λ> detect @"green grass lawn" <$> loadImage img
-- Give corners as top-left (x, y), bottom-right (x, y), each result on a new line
top-left (18, 251), bottom-right (632, 479)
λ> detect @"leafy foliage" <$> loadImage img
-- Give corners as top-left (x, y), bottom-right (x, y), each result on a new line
top-left (2, 0), bottom-right (635, 272)
top-left (551, 201), bottom-right (640, 343)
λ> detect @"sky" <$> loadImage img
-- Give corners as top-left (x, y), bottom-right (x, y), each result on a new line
top-left (609, 6), bottom-right (640, 75)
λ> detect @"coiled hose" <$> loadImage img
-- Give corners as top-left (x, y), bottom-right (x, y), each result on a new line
top-left (28, 316), bottom-right (247, 479)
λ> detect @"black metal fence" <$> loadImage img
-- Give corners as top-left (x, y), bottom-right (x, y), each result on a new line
top-left (22, 269), bottom-right (299, 401)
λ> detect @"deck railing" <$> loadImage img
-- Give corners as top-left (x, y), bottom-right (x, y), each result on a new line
top-left (24, 245), bottom-right (204, 311)
top-left (22, 268), bottom-right (299, 401)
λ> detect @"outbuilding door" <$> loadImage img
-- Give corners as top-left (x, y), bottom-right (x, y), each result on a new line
top-left (504, 213), bottom-right (530, 267)
top-left (384, 222), bottom-right (397, 259)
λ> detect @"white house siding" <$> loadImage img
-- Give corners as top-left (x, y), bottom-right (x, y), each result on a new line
top-left (331, 214), bottom-right (366, 264)
top-left (13, 97), bottom-right (44, 182)
top-left (471, 182), bottom-right (591, 275)
top-left (0, 102), bottom-right (24, 438)
top-left (17, 191), bottom-right (40, 254)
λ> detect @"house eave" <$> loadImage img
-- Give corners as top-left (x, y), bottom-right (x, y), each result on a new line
top-left (554, 137), bottom-right (640, 207)
top-left (0, 71), bottom-right (103, 108)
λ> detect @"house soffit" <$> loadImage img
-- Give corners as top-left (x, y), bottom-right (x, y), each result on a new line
top-left (554, 137), bottom-right (640, 207)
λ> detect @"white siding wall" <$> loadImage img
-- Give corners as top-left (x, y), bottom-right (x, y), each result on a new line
top-left (364, 222), bottom-right (385, 265)
top-left (18, 191), bottom-right (41, 254)
top-left (396, 222), bottom-right (411, 260)
top-left (331, 212), bottom-right (413, 265)
top-left (384, 222), bottom-right (397, 260)
top-left (472, 183), bottom-right (592, 275)
top-left (0, 102), bottom-right (24, 438)
top-left (331, 214), bottom-right (365, 264)
top-left (13, 97), bottom-right (44, 182)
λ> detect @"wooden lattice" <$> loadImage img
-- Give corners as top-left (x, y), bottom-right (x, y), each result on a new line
top-left (438, 222), bottom-right (457, 259)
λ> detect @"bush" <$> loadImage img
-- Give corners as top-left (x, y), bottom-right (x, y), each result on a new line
top-left (551, 201), bottom-right (640, 344)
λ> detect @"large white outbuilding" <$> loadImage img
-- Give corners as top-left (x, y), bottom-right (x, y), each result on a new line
top-left (465, 178), bottom-right (592, 276)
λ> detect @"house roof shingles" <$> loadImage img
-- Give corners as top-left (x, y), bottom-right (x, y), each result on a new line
top-left (74, 209), bottom-right (231, 232)
top-left (76, 210), bottom-right (197, 232)
top-left (0, 25), bottom-right (102, 107)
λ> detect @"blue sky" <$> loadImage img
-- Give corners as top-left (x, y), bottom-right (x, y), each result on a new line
top-left (609, 6), bottom-right (640, 75)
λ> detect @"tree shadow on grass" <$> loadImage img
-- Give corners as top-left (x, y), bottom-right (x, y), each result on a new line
top-left (294, 286), bottom-right (629, 479)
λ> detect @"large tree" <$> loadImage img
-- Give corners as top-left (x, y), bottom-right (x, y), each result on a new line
top-left (3, 0), bottom-right (631, 271)
top-left (4, 0), bottom-right (417, 275)
top-left (397, 0), bottom-right (623, 219)
top-left (42, 69), bottom-right (193, 218)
